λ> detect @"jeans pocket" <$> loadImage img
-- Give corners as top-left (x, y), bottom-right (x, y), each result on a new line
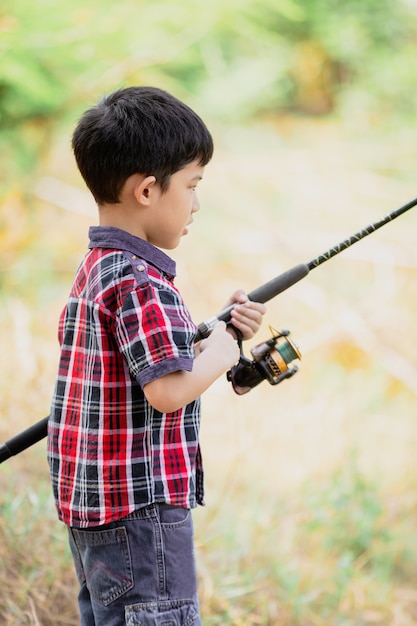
top-left (158, 505), bottom-right (191, 527)
top-left (125, 599), bottom-right (199, 626)
top-left (70, 526), bottom-right (134, 606)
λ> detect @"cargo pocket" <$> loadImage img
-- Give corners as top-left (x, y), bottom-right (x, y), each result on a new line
top-left (70, 526), bottom-right (134, 606)
top-left (125, 599), bottom-right (199, 626)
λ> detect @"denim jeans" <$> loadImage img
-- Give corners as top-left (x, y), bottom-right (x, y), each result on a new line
top-left (68, 504), bottom-right (201, 626)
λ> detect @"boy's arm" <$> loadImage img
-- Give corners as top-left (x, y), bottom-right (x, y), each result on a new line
top-left (143, 292), bottom-right (266, 413)
top-left (143, 321), bottom-right (240, 413)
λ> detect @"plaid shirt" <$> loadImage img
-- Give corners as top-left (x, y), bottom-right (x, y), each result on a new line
top-left (47, 226), bottom-right (204, 528)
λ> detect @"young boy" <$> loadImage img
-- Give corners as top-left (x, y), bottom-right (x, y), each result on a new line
top-left (47, 86), bottom-right (266, 626)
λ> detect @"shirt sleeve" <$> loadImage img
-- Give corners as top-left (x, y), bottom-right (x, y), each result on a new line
top-left (115, 276), bottom-right (197, 387)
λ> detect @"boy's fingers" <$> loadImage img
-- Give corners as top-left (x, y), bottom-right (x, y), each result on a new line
top-left (232, 302), bottom-right (265, 322)
top-left (230, 311), bottom-right (261, 336)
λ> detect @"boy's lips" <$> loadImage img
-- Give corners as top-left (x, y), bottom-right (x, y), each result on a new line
top-left (184, 219), bottom-right (193, 234)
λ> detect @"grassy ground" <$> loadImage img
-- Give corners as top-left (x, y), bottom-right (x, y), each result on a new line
top-left (1, 114), bottom-right (417, 624)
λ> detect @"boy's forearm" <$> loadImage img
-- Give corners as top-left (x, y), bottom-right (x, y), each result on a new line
top-left (143, 347), bottom-right (233, 414)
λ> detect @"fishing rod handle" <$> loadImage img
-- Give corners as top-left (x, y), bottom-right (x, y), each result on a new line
top-left (0, 416), bottom-right (48, 463)
top-left (195, 263), bottom-right (310, 341)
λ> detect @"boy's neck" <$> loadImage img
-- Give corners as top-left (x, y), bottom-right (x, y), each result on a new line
top-left (98, 206), bottom-right (146, 241)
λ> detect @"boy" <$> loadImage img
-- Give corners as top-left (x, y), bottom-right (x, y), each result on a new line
top-left (47, 86), bottom-right (266, 626)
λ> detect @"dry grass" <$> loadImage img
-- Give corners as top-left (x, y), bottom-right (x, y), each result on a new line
top-left (1, 115), bottom-right (417, 624)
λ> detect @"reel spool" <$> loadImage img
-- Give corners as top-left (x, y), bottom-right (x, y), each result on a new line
top-left (227, 326), bottom-right (301, 395)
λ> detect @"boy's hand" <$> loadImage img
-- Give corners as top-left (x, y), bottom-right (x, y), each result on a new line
top-left (199, 321), bottom-right (240, 369)
top-left (225, 289), bottom-right (266, 340)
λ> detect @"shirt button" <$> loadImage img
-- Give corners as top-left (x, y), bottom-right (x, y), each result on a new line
top-left (131, 255), bottom-right (137, 260)
top-left (137, 264), bottom-right (145, 272)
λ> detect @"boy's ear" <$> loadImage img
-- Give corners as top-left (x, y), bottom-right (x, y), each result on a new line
top-left (133, 175), bottom-right (157, 206)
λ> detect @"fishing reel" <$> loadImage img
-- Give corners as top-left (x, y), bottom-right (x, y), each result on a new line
top-left (227, 326), bottom-right (302, 395)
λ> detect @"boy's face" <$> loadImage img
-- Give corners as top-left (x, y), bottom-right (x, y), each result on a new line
top-left (147, 160), bottom-right (204, 250)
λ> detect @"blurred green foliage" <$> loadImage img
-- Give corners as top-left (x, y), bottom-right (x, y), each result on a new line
top-left (1, 0), bottom-right (417, 190)
top-left (1, 5), bottom-right (417, 623)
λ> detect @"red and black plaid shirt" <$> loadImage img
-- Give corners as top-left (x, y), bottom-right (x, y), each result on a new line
top-left (47, 226), bottom-right (204, 528)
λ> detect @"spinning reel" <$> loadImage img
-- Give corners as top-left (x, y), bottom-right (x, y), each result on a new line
top-left (227, 327), bottom-right (301, 395)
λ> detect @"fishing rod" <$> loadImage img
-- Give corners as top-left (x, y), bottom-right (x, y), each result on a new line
top-left (196, 194), bottom-right (417, 340)
top-left (1, 195), bottom-right (416, 464)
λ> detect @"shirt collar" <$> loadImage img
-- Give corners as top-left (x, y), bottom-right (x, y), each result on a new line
top-left (88, 226), bottom-right (177, 277)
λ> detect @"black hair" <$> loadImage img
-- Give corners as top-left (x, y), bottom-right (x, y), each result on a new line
top-left (72, 86), bottom-right (214, 204)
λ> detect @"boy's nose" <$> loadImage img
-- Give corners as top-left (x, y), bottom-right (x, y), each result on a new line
top-left (192, 195), bottom-right (200, 212)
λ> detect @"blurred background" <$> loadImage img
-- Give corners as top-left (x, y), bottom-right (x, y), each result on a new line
top-left (1, 0), bottom-right (417, 624)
